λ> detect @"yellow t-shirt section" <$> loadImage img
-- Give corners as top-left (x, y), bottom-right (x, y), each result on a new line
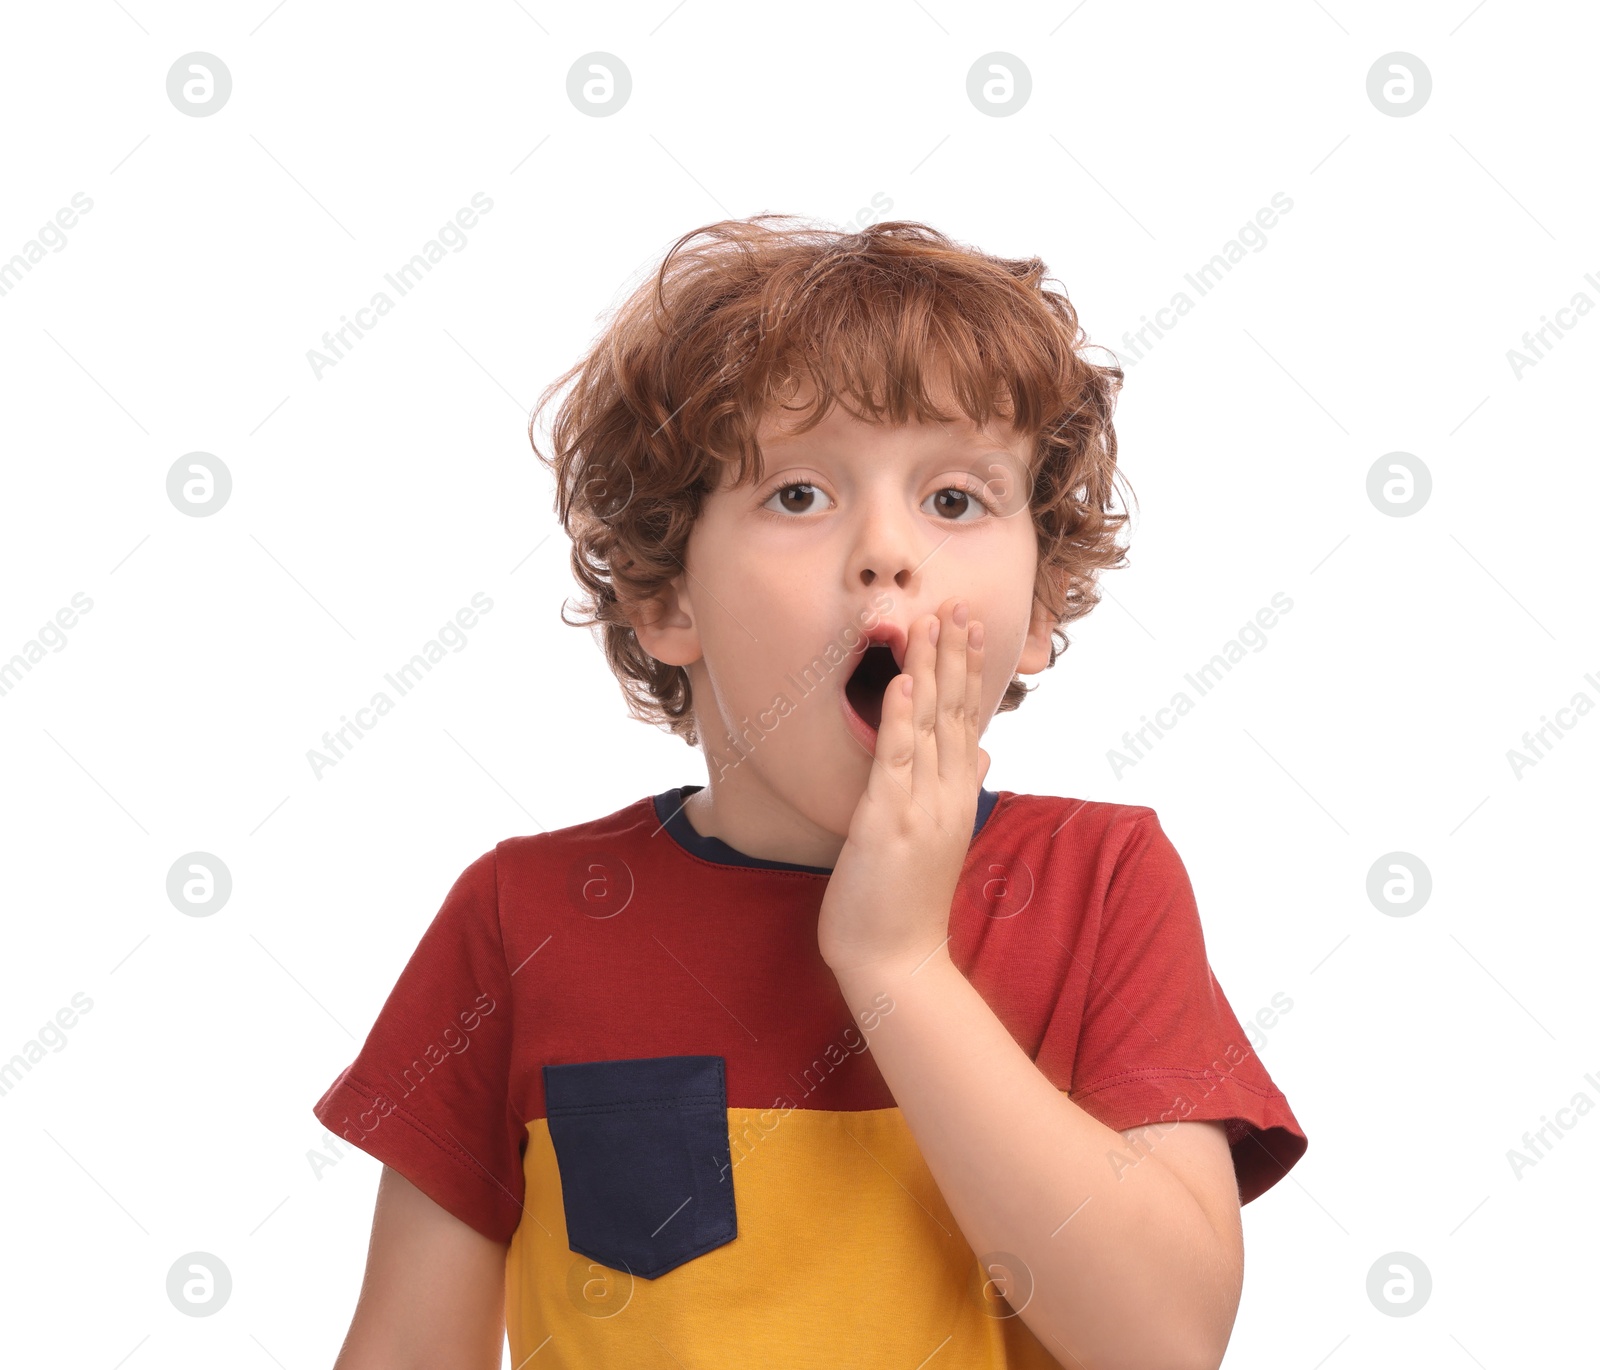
top-left (506, 1105), bottom-right (1065, 1367)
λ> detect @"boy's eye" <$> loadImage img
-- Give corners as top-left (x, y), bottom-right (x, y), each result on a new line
top-left (763, 482), bottom-right (834, 515)
top-left (760, 481), bottom-right (995, 520)
top-left (924, 484), bottom-right (993, 522)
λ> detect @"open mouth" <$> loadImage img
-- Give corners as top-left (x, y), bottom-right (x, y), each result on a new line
top-left (844, 643), bottom-right (901, 733)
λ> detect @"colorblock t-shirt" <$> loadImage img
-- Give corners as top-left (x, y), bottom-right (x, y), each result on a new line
top-left (311, 786), bottom-right (1308, 1366)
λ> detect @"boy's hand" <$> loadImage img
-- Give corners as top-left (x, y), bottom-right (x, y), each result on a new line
top-left (817, 596), bottom-right (990, 981)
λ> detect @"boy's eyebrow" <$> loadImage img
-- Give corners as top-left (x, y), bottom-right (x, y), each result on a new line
top-left (737, 445), bottom-right (1034, 501)
top-left (757, 430), bottom-right (1030, 465)
top-left (740, 446), bottom-right (1029, 492)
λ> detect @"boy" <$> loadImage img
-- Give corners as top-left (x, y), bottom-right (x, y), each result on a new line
top-left (312, 216), bottom-right (1308, 1370)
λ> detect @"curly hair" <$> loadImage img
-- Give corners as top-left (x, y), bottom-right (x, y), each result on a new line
top-left (529, 214), bottom-right (1132, 747)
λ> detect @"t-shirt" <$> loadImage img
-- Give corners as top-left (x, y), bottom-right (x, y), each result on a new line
top-left (311, 785), bottom-right (1308, 1366)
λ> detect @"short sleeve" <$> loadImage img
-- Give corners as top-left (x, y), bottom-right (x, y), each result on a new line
top-left (311, 847), bottom-right (526, 1241)
top-left (1068, 812), bottom-right (1308, 1204)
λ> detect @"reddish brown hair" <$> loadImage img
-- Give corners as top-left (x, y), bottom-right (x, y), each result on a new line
top-left (529, 215), bottom-right (1131, 746)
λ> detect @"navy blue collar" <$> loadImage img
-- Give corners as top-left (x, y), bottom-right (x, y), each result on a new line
top-left (652, 784), bottom-right (1001, 875)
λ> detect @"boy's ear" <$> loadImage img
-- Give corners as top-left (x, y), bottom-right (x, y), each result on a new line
top-left (629, 572), bottom-right (702, 668)
top-left (1014, 591), bottom-right (1060, 676)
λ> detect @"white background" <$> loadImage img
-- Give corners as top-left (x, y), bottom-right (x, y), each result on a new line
top-left (1, 1), bottom-right (1595, 1365)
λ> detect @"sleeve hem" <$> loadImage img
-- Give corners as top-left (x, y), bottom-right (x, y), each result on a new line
top-left (1068, 1070), bottom-right (1309, 1205)
top-left (1073, 1064), bottom-right (1288, 1105)
top-left (312, 1067), bottom-right (524, 1243)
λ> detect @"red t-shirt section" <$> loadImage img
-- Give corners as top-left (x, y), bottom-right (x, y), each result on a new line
top-left (311, 789), bottom-right (1309, 1246)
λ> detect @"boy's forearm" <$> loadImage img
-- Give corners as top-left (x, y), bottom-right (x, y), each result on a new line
top-left (834, 946), bottom-right (1236, 1370)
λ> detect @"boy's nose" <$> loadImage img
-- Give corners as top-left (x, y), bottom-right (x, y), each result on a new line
top-left (850, 509), bottom-right (927, 591)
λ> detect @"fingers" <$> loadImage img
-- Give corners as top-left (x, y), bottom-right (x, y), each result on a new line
top-left (909, 598), bottom-right (983, 788)
top-left (873, 598), bottom-right (985, 812)
top-left (868, 633), bottom-right (917, 794)
top-left (966, 618), bottom-right (985, 768)
top-left (905, 607), bottom-right (940, 780)
top-left (933, 599), bottom-right (973, 785)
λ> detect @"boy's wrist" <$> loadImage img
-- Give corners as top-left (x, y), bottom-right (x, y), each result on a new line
top-left (826, 938), bottom-right (956, 1000)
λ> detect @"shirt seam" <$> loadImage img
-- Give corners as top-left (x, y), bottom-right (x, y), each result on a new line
top-left (647, 789), bottom-right (1013, 878)
top-left (1072, 1065), bottom-right (1288, 1104)
top-left (341, 1067), bottom-right (515, 1200)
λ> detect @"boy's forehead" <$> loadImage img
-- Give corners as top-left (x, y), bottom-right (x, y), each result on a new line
top-left (720, 368), bottom-right (1036, 491)
top-left (753, 392), bottom-right (1029, 461)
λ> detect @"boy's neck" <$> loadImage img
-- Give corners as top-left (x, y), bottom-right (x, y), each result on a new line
top-left (679, 774), bottom-right (848, 871)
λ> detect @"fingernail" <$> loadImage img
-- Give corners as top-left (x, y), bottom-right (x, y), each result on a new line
top-left (953, 600), bottom-right (968, 627)
top-left (928, 618), bottom-right (940, 646)
top-left (970, 621), bottom-right (984, 649)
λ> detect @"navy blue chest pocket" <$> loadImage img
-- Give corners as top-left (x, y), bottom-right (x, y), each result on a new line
top-left (542, 1055), bottom-right (738, 1280)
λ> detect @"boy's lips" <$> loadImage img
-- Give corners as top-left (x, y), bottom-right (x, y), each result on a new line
top-left (848, 621), bottom-right (908, 673)
top-left (840, 686), bottom-right (881, 754)
top-left (839, 620), bottom-right (909, 754)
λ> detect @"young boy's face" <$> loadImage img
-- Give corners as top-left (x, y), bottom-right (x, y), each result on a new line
top-left (637, 374), bottom-right (1058, 850)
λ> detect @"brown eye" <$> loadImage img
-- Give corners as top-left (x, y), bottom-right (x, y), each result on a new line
top-left (762, 482), bottom-right (832, 515)
top-left (927, 486), bottom-right (988, 522)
